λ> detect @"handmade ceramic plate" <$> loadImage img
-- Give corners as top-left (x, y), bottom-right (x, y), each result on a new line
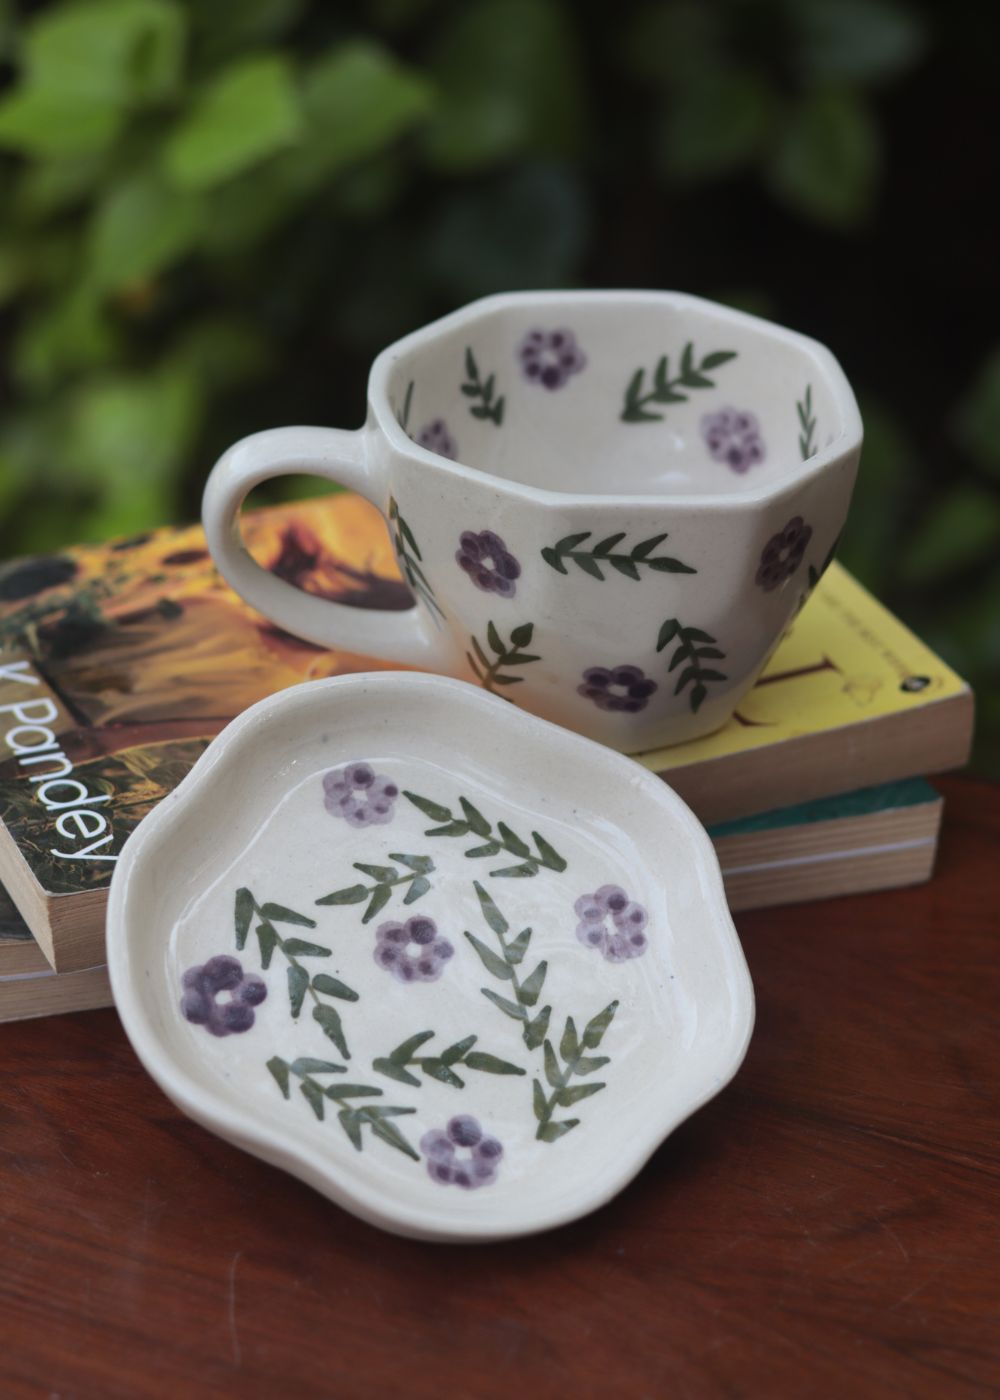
top-left (107, 673), bottom-right (754, 1242)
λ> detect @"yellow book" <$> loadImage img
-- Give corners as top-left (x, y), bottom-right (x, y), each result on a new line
top-left (0, 496), bottom-right (972, 973)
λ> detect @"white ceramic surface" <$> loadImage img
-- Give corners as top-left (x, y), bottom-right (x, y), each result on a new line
top-left (107, 673), bottom-right (754, 1242)
top-left (202, 291), bottom-right (862, 752)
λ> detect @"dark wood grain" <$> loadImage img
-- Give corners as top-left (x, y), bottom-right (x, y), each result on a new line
top-left (1, 776), bottom-right (998, 1400)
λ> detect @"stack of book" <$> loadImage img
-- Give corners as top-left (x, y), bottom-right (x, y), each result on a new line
top-left (0, 495), bottom-right (973, 1023)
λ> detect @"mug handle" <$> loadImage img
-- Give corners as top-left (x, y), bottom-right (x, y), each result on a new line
top-left (202, 426), bottom-right (450, 667)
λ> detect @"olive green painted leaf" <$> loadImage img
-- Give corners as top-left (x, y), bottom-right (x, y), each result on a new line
top-left (389, 1030), bottom-right (435, 1063)
top-left (518, 960), bottom-right (547, 1007)
top-left (354, 862), bottom-right (397, 881)
top-left (441, 1035), bottom-right (477, 1064)
top-left (313, 1003), bottom-right (349, 1058)
top-left (543, 1039), bottom-right (561, 1088)
top-left (234, 887), bottom-right (254, 948)
top-left (300, 1078), bottom-right (325, 1120)
top-left (404, 790), bottom-right (452, 822)
top-left (556, 1082), bottom-right (605, 1107)
top-left (367, 1112), bottom-right (419, 1161)
top-left (524, 1005), bottom-right (551, 1050)
top-left (609, 555), bottom-right (640, 580)
top-left (260, 902), bottom-right (317, 927)
top-left (404, 875), bottom-right (431, 904)
top-left (255, 922), bottom-right (277, 969)
top-left (464, 931), bottom-right (513, 980)
top-left (362, 883), bottom-right (393, 924)
top-left (592, 532), bottom-right (627, 557)
top-left (481, 987), bottom-right (526, 1021)
top-left (532, 832), bottom-right (567, 871)
top-left (474, 880), bottom-right (508, 935)
top-left (325, 1084), bottom-right (383, 1099)
top-left (572, 553), bottom-right (604, 580)
top-left (674, 666), bottom-right (700, 694)
top-left (647, 556), bottom-right (697, 574)
top-left (506, 928), bottom-right (532, 964)
top-left (582, 1000), bottom-right (619, 1049)
top-left (574, 1054), bottom-right (610, 1076)
top-left (422, 1058), bottom-right (465, 1088)
top-left (510, 622), bottom-right (534, 648)
top-left (390, 852), bottom-right (434, 873)
top-left (372, 1058), bottom-right (422, 1088)
top-left (315, 883), bottom-right (368, 906)
top-left (282, 938), bottom-right (332, 957)
top-left (541, 546), bottom-right (568, 574)
top-left (287, 964), bottom-right (309, 1019)
top-left (560, 1016), bottom-right (579, 1063)
top-left (465, 346), bottom-right (477, 381)
top-left (656, 619), bottom-right (681, 651)
top-left (690, 683), bottom-right (708, 712)
top-left (532, 1078), bottom-right (546, 1121)
top-left (490, 863), bottom-right (536, 877)
top-left (266, 1056), bottom-right (290, 1099)
top-left (497, 822), bottom-right (531, 857)
top-left (680, 627), bottom-right (715, 643)
top-left (555, 531), bottom-right (591, 552)
top-left (490, 673), bottom-right (524, 685)
top-left (465, 840), bottom-right (503, 858)
top-left (338, 1107), bottom-right (363, 1150)
top-left (464, 1052), bottom-right (525, 1076)
top-left (291, 1058), bottom-right (346, 1076)
top-left (312, 974), bottom-right (359, 1002)
top-left (459, 797), bottom-right (491, 836)
top-left (631, 533), bottom-right (669, 559)
top-left (537, 1119), bottom-right (579, 1142)
top-left (486, 620), bottom-right (504, 655)
top-left (701, 350), bottom-right (737, 370)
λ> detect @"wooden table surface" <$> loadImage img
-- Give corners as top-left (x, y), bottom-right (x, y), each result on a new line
top-left (1, 775), bottom-right (997, 1399)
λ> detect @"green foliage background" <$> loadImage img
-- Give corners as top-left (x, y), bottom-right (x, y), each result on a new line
top-left (0, 0), bottom-right (997, 770)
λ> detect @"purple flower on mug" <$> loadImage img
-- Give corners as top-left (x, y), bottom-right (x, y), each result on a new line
top-left (755, 516), bottom-right (813, 592)
top-left (374, 915), bottom-right (454, 983)
top-left (700, 407), bottom-right (766, 474)
top-left (323, 762), bottom-right (399, 827)
top-left (517, 328), bottom-right (587, 390)
top-left (578, 664), bottom-right (658, 713)
top-left (414, 419), bottom-right (458, 460)
top-left (421, 1116), bottom-right (503, 1188)
top-left (455, 530), bottom-right (521, 598)
top-left (574, 885), bottom-right (649, 963)
top-left (181, 955), bottom-right (267, 1036)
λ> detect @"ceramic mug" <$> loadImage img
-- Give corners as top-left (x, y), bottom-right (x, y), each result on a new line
top-left (202, 290), bottom-right (862, 752)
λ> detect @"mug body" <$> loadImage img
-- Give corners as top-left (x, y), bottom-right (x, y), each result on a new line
top-left (367, 290), bottom-right (862, 752)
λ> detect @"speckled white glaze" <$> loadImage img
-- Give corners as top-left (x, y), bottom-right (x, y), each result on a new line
top-left (107, 673), bottom-right (754, 1242)
top-left (202, 291), bottom-right (862, 752)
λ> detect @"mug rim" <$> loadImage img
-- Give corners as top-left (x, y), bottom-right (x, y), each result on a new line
top-left (369, 289), bottom-right (863, 511)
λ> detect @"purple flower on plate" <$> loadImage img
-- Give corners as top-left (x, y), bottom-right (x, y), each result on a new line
top-left (574, 885), bottom-right (649, 963)
top-left (455, 530), bottom-right (521, 598)
top-left (517, 328), bottom-right (587, 390)
top-left (755, 516), bottom-right (813, 592)
top-left (374, 915), bottom-right (454, 983)
top-left (414, 419), bottom-right (458, 461)
top-left (181, 955), bottom-right (267, 1036)
top-left (700, 407), bottom-right (766, 474)
top-left (323, 762), bottom-right (399, 827)
top-left (578, 664), bottom-right (658, 713)
top-left (421, 1116), bottom-right (503, 1188)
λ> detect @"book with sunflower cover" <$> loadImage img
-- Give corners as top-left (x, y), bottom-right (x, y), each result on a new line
top-left (0, 493), bottom-right (971, 974)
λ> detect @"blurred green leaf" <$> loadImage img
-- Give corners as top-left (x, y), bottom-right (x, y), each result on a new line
top-left (88, 172), bottom-right (204, 290)
top-left (298, 40), bottom-right (434, 177)
top-left (837, 397), bottom-right (909, 592)
top-left (768, 87), bottom-right (880, 226)
top-left (898, 487), bottom-right (1000, 585)
top-left (21, 0), bottom-right (185, 101)
top-left (163, 53), bottom-right (303, 189)
top-left (0, 89), bottom-right (124, 158)
top-left (953, 348), bottom-right (1000, 478)
top-left (790, 0), bottom-right (926, 85)
top-left (424, 0), bottom-right (583, 171)
top-left (13, 153), bottom-right (109, 221)
top-left (662, 68), bottom-right (776, 180)
top-left (14, 287), bottom-right (119, 388)
top-left (167, 316), bottom-right (271, 391)
top-left (191, 0), bottom-right (305, 67)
